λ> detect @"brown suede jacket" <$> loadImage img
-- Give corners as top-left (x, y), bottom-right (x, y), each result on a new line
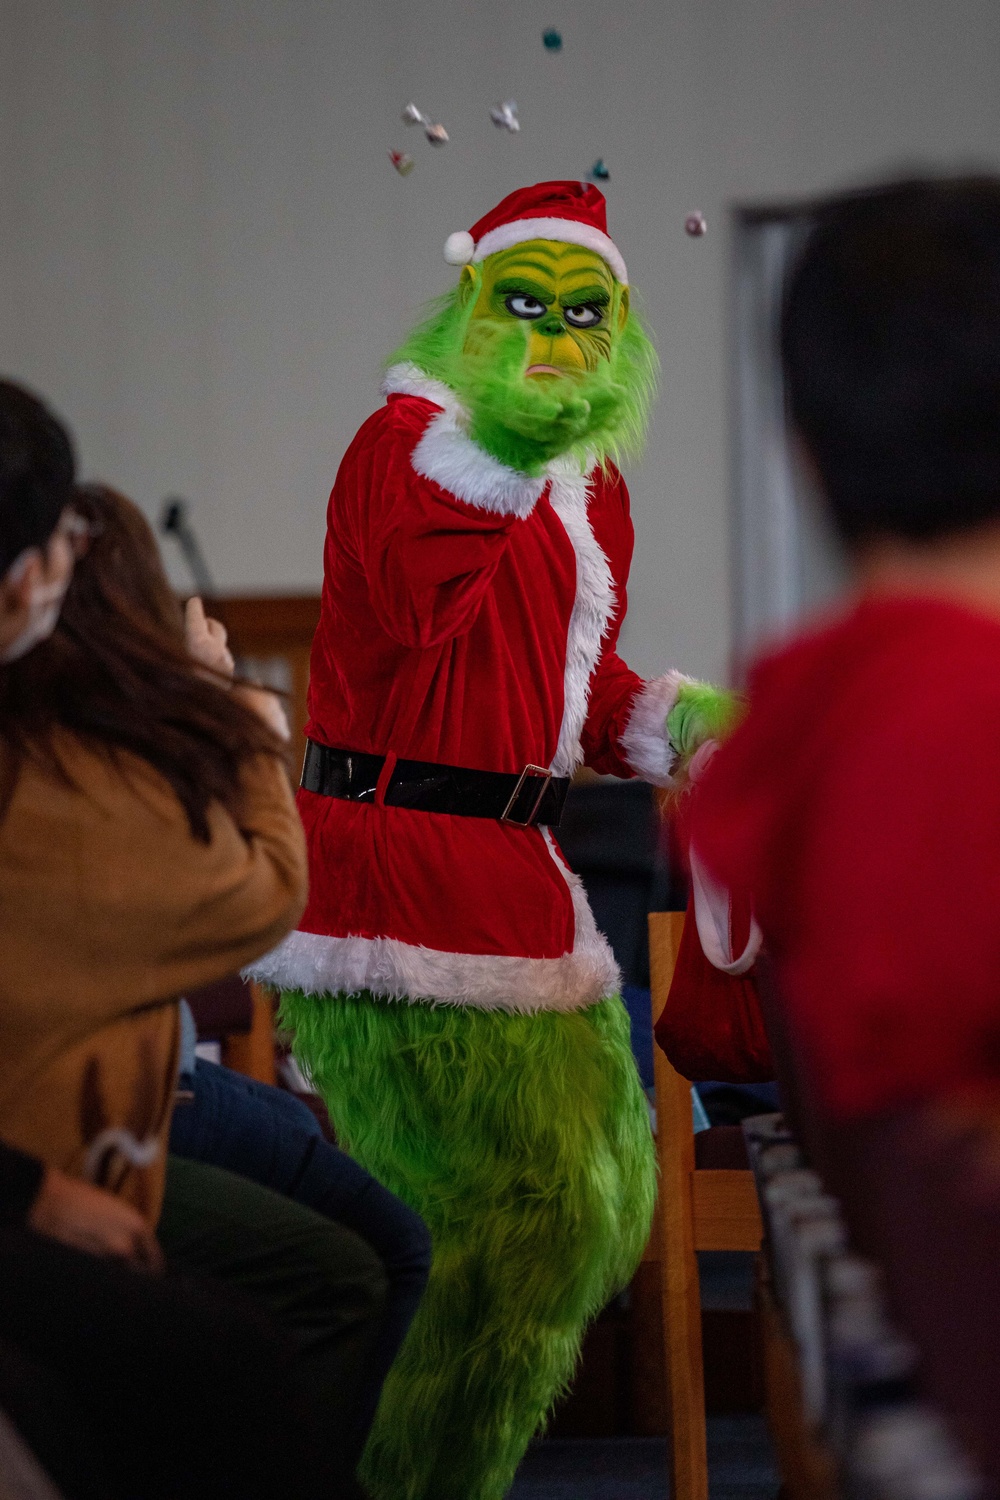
top-left (0, 736), bottom-right (307, 1224)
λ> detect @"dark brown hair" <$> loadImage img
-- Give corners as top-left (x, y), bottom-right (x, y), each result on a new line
top-left (782, 174), bottom-right (1000, 544)
top-left (0, 484), bottom-right (285, 840)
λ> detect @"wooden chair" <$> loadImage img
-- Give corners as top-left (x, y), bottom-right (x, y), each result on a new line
top-left (210, 593), bottom-right (321, 778)
top-left (185, 974), bottom-right (278, 1086)
top-left (648, 910), bottom-right (765, 1500)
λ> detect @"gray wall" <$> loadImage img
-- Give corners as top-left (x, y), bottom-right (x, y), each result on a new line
top-left (3, 0), bottom-right (1000, 680)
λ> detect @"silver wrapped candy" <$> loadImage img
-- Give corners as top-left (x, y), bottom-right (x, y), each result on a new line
top-left (402, 102), bottom-right (427, 126)
top-left (490, 100), bottom-right (520, 133)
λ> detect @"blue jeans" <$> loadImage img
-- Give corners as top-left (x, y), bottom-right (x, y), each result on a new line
top-left (169, 1060), bottom-right (431, 1439)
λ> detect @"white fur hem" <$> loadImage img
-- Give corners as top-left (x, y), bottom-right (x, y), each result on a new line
top-left (383, 363), bottom-right (545, 518)
top-left (245, 837), bottom-right (620, 1013)
top-left (619, 671), bottom-right (691, 785)
top-left (244, 929), bottom-right (619, 1013)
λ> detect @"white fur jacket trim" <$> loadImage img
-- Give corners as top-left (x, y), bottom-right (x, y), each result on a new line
top-left (545, 457), bottom-right (616, 778)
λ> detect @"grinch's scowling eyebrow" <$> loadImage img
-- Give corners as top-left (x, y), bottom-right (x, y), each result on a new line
top-left (249, 181), bottom-right (733, 1500)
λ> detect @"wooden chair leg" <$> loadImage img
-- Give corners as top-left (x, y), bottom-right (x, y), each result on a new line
top-left (655, 1044), bottom-right (710, 1500)
top-left (221, 983), bottom-right (277, 1086)
top-left (650, 910), bottom-right (710, 1500)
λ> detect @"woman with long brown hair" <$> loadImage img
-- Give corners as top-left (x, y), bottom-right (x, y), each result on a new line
top-left (0, 480), bottom-right (302, 1217)
top-left (58, 481), bottom-right (431, 1470)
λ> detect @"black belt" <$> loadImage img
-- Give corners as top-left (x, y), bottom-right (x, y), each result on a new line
top-left (301, 740), bottom-right (570, 827)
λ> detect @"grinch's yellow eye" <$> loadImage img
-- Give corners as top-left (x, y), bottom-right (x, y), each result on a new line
top-left (564, 304), bottom-right (603, 328)
top-left (504, 293), bottom-right (547, 320)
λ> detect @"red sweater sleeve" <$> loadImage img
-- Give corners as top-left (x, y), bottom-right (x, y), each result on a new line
top-left (787, 704), bottom-right (1000, 1118)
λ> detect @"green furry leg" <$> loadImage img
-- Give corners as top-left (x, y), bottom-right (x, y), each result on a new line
top-left (279, 990), bottom-right (656, 1500)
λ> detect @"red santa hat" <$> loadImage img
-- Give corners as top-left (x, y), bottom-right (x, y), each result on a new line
top-left (443, 180), bottom-right (628, 285)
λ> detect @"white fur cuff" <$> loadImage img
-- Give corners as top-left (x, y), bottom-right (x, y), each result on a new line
top-left (619, 670), bottom-right (692, 785)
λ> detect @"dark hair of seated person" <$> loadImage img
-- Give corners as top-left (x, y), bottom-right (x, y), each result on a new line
top-left (0, 484), bottom-right (285, 839)
top-left (0, 379), bottom-right (75, 574)
top-left (781, 174), bottom-right (1000, 547)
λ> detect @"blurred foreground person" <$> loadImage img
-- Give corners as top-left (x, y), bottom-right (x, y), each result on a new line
top-left (0, 379), bottom-right (378, 1498)
top-left (692, 177), bottom-right (1000, 1481)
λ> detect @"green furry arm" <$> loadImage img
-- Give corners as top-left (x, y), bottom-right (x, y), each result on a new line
top-left (666, 681), bottom-right (742, 765)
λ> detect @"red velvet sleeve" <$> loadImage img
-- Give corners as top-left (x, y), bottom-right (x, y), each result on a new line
top-left (342, 401), bottom-right (530, 650)
top-left (581, 650), bottom-right (644, 778)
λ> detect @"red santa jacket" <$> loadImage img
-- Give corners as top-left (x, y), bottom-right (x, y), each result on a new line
top-left (249, 364), bottom-right (684, 1013)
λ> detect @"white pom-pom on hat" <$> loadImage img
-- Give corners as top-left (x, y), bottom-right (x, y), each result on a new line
top-left (444, 230), bottom-right (476, 265)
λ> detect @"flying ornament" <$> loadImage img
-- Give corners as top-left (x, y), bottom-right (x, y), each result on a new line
top-left (542, 28), bottom-right (563, 50)
top-left (685, 211), bottom-right (707, 237)
top-left (588, 159), bottom-right (610, 182)
top-left (388, 149), bottom-right (414, 177)
top-left (489, 100), bottom-right (520, 133)
top-left (401, 102), bottom-right (449, 145)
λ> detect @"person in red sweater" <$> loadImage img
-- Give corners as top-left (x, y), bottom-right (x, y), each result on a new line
top-left (692, 176), bottom-right (1000, 1479)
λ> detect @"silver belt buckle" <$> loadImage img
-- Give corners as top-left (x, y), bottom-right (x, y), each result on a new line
top-left (501, 764), bottom-right (553, 826)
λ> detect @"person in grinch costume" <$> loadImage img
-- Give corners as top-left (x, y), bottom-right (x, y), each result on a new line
top-left (249, 181), bottom-right (732, 1500)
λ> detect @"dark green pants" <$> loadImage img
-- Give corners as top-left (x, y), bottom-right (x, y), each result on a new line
top-left (159, 1155), bottom-right (388, 1487)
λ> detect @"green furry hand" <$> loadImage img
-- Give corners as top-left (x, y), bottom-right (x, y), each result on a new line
top-left (666, 681), bottom-right (742, 767)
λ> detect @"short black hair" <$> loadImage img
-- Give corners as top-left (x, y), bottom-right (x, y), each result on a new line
top-left (781, 175), bottom-right (1000, 546)
top-left (0, 380), bottom-right (76, 578)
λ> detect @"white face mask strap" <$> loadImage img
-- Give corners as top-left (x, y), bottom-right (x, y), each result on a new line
top-left (2, 546), bottom-right (40, 588)
top-left (0, 544), bottom-right (70, 664)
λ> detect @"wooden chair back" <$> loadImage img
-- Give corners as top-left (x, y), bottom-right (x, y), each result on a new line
top-left (210, 594), bottom-right (321, 777)
top-left (648, 909), bottom-right (764, 1500)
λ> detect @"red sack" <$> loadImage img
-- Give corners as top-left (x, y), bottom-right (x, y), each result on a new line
top-left (654, 874), bottom-right (775, 1084)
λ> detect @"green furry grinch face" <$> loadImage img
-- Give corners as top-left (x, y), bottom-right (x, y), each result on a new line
top-left (388, 239), bottom-right (658, 476)
top-left (460, 242), bottom-right (629, 377)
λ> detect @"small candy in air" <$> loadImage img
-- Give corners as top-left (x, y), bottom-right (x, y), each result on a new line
top-left (490, 100), bottom-right (520, 133)
top-left (425, 122), bottom-right (449, 146)
top-left (588, 159), bottom-right (610, 183)
top-left (685, 211), bottom-right (707, 237)
top-left (402, 102), bottom-right (427, 126)
top-left (389, 149), bottom-right (414, 177)
top-left (542, 28), bottom-right (563, 51)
